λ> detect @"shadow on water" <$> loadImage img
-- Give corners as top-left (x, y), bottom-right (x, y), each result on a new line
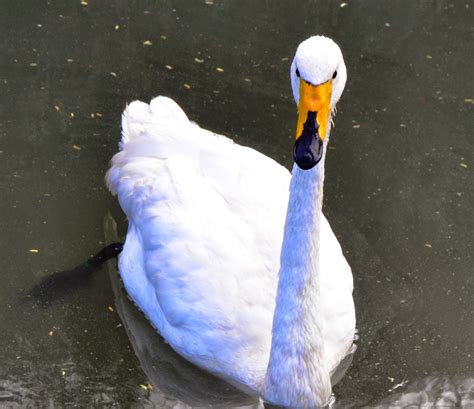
top-left (28, 243), bottom-right (123, 307)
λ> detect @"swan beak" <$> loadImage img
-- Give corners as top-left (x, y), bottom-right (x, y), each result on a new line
top-left (296, 80), bottom-right (332, 143)
top-left (293, 80), bottom-right (332, 170)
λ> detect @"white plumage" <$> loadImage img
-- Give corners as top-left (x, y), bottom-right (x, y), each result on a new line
top-left (107, 36), bottom-right (355, 408)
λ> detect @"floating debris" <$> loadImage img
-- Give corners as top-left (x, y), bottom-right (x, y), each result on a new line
top-left (216, 67), bottom-right (224, 72)
top-left (205, 0), bottom-right (214, 4)
top-left (54, 105), bottom-right (60, 112)
top-left (72, 144), bottom-right (81, 151)
top-left (48, 330), bottom-right (54, 336)
top-left (183, 83), bottom-right (192, 89)
top-left (90, 113), bottom-right (95, 118)
top-left (400, 123), bottom-right (407, 128)
top-left (110, 71), bottom-right (117, 77)
top-left (29, 63), bottom-right (38, 67)
top-left (388, 379), bottom-right (408, 392)
top-left (160, 34), bottom-right (167, 40)
top-left (352, 124), bottom-right (361, 129)
top-left (194, 57), bottom-right (204, 63)
top-left (61, 370), bottom-right (66, 376)
top-left (80, 0), bottom-right (88, 6)
top-left (139, 383), bottom-right (153, 391)
top-left (340, 2), bottom-right (348, 7)
top-left (29, 249), bottom-right (39, 253)
top-left (69, 112), bottom-right (75, 118)
top-left (95, 112), bottom-right (103, 117)
top-left (143, 40), bottom-right (153, 46)
top-left (460, 163), bottom-right (468, 168)
top-left (165, 64), bottom-right (173, 70)
top-left (385, 22), bottom-right (391, 27)
top-left (426, 55), bottom-right (433, 59)
top-left (424, 243), bottom-right (432, 248)
top-left (281, 57), bottom-right (289, 61)
top-left (66, 58), bottom-right (74, 63)
top-left (464, 98), bottom-right (473, 103)
top-left (107, 306), bottom-right (114, 312)
top-left (244, 78), bottom-right (251, 83)
top-left (115, 24), bottom-right (120, 31)
top-left (143, 10), bottom-right (151, 14)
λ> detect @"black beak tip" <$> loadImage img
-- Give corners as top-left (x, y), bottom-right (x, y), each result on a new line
top-left (293, 136), bottom-right (324, 170)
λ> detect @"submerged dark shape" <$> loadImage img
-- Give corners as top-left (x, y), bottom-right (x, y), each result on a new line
top-left (29, 242), bottom-right (123, 306)
top-left (293, 111), bottom-right (324, 170)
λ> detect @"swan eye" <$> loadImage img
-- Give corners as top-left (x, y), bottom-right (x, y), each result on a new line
top-left (332, 70), bottom-right (337, 79)
top-left (296, 68), bottom-right (300, 78)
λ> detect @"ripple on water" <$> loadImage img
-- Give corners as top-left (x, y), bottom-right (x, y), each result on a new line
top-left (356, 376), bottom-right (474, 408)
top-left (0, 379), bottom-right (39, 408)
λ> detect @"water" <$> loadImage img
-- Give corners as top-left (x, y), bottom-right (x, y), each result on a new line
top-left (1, 0), bottom-right (473, 407)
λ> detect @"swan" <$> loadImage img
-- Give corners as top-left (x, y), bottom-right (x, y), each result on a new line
top-left (106, 35), bottom-right (356, 408)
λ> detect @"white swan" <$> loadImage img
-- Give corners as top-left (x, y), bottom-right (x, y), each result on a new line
top-left (106, 36), bottom-right (355, 408)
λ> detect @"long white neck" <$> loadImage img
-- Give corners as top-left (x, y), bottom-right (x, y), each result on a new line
top-left (262, 156), bottom-right (331, 408)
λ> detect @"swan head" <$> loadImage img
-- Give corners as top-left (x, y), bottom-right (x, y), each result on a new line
top-left (290, 36), bottom-right (347, 170)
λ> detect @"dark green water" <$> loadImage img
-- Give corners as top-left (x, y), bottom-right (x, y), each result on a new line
top-left (1, 0), bottom-right (473, 407)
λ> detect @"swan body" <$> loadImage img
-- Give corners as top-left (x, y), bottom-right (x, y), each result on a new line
top-left (107, 36), bottom-right (355, 408)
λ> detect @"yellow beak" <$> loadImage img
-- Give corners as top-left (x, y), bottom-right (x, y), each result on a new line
top-left (295, 79), bottom-right (332, 142)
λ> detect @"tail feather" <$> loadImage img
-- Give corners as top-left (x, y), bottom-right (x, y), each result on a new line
top-left (119, 96), bottom-right (189, 150)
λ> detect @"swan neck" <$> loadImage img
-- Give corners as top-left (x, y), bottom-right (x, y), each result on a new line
top-left (263, 158), bottom-right (331, 408)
